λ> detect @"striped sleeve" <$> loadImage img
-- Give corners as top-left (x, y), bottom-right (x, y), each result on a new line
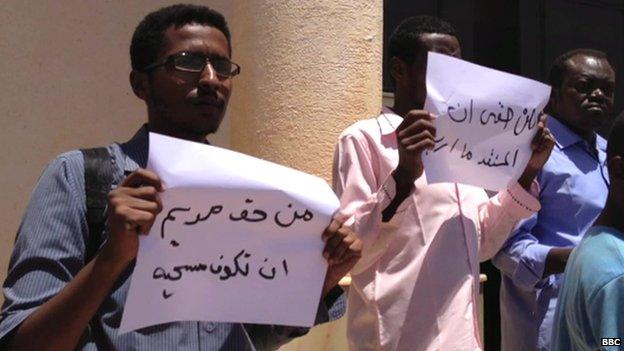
top-left (0, 151), bottom-right (87, 344)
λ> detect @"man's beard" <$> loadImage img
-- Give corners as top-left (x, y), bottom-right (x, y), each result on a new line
top-left (149, 90), bottom-right (221, 137)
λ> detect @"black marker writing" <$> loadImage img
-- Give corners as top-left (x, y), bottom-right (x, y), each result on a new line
top-left (477, 148), bottom-right (521, 168)
top-left (210, 255), bottom-right (225, 274)
top-left (274, 204), bottom-right (314, 228)
top-left (258, 258), bottom-right (276, 280)
top-left (258, 258), bottom-right (290, 280)
top-left (460, 143), bottom-right (473, 160)
top-left (153, 263), bottom-right (208, 281)
top-left (161, 207), bottom-right (191, 239)
top-left (185, 205), bottom-right (223, 225)
top-left (513, 108), bottom-right (538, 136)
top-left (162, 290), bottom-right (173, 299)
top-left (212, 249), bottom-right (252, 281)
top-left (152, 251), bottom-right (291, 299)
top-left (433, 136), bottom-right (448, 152)
top-left (445, 99), bottom-right (539, 137)
top-left (229, 199), bottom-right (268, 222)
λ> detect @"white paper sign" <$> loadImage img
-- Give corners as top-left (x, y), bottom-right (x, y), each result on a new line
top-left (119, 132), bottom-right (339, 333)
top-left (422, 52), bottom-right (551, 191)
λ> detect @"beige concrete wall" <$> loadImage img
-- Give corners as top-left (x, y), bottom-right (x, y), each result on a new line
top-left (229, 1), bottom-right (383, 181)
top-left (0, 2), bottom-right (383, 349)
top-left (0, 0), bottom-right (232, 301)
top-left (227, 2), bottom-right (383, 349)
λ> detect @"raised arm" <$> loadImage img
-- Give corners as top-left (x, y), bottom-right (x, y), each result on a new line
top-left (2, 164), bottom-right (163, 351)
top-left (477, 114), bottom-right (553, 261)
top-left (332, 111), bottom-right (436, 273)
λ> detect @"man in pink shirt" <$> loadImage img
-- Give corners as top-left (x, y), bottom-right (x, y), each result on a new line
top-left (333, 16), bottom-right (555, 350)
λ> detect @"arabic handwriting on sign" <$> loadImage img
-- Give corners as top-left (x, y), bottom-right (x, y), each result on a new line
top-left (433, 136), bottom-right (448, 152)
top-left (153, 263), bottom-right (208, 300)
top-left (162, 290), bottom-right (173, 299)
top-left (450, 138), bottom-right (460, 152)
top-left (258, 258), bottom-right (276, 280)
top-left (428, 135), bottom-right (524, 169)
top-left (184, 205), bottom-right (223, 225)
top-left (282, 259), bottom-right (289, 275)
top-left (429, 137), bottom-right (472, 158)
top-left (161, 207), bottom-right (191, 247)
top-left (229, 249), bottom-right (252, 280)
top-left (460, 143), bottom-right (473, 160)
top-left (513, 108), bottom-right (538, 136)
top-left (274, 204), bottom-right (314, 228)
top-left (446, 100), bottom-right (539, 136)
top-left (425, 136), bottom-right (450, 156)
top-left (208, 249), bottom-right (253, 281)
top-left (477, 101), bottom-right (515, 131)
top-left (477, 148), bottom-right (520, 168)
top-left (229, 199), bottom-right (268, 222)
top-left (258, 258), bottom-right (290, 280)
top-left (152, 263), bottom-right (208, 282)
top-left (210, 255), bottom-right (225, 275)
top-left (447, 99), bottom-right (474, 124)
top-left (152, 252), bottom-right (292, 300)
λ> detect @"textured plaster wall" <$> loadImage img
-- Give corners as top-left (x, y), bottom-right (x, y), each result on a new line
top-left (229, 1), bottom-right (383, 182)
top-left (0, 0), bottom-right (231, 301)
top-left (0, 3), bottom-right (383, 348)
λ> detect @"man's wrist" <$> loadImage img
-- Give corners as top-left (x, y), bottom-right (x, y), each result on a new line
top-left (382, 166), bottom-right (416, 222)
top-left (97, 241), bottom-right (135, 274)
top-left (392, 165), bottom-right (417, 195)
top-left (518, 167), bottom-right (538, 191)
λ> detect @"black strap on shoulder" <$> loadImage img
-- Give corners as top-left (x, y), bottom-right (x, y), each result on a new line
top-left (81, 147), bottom-right (114, 263)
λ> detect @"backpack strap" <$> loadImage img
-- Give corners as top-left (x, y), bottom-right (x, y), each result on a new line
top-left (81, 147), bottom-right (114, 263)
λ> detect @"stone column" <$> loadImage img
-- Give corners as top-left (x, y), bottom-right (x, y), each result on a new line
top-left (228, 0), bottom-right (383, 182)
top-left (228, 2), bottom-right (382, 349)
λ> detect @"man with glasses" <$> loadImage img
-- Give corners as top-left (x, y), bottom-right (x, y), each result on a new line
top-left (0, 4), bottom-right (357, 350)
top-left (493, 49), bottom-right (615, 351)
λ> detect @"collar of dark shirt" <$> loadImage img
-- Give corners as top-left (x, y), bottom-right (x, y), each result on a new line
top-left (119, 124), bottom-right (212, 175)
top-left (547, 115), bottom-right (606, 156)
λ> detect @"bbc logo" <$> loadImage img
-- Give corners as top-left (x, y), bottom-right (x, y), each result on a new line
top-left (602, 338), bottom-right (622, 347)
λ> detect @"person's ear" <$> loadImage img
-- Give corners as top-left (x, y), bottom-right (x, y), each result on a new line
top-left (390, 57), bottom-right (407, 84)
top-left (130, 70), bottom-right (150, 101)
top-left (608, 155), bottom-right (624, 181)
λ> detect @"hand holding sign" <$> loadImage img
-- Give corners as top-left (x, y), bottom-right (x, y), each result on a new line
top-left (517, 114), bottom-right (555, 188)
top-left (119, 133), bottom-right (347, 333)
top-left (395, 110), bottom-right (437, 184)
top-left (104, 169), bottom-right (164, 265)
top-left (321, 217), bottom-right (362, 296)
top-left (422, 52), bottom-right (553, 191)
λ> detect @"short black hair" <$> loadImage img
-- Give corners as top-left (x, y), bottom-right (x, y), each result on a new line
top-left (130, 4), bottom-right (231, 71)
top-left (548, 48), bottom-right (610, 89)
top-left (608, 113), bottom-right (624, 160)
top-left (389, 15), bottom-right (457, 65)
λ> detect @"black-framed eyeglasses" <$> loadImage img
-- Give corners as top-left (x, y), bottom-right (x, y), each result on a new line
top-left (142, 52), bottom-right (241, 78)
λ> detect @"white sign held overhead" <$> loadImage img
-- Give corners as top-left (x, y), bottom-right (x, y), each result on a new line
top-left (422, 52), bottom-right (551, 191)
top-left (119, 132), bottom-right (339, 333)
